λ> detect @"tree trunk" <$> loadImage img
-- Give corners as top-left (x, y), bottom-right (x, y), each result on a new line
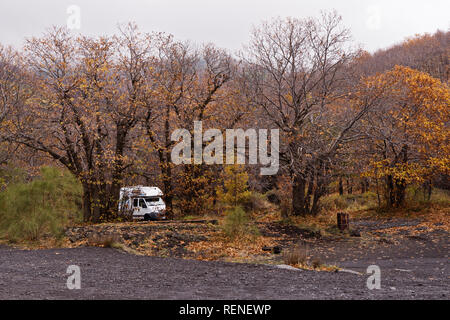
top-left (395, 145), bottom-right (408, 207)
top-left (394, 180), bottom-right (406, 206)
top-left (423, 180), bottom-right (432, 201)
top-left (292, 175), bottom-right (307, 216)
top-left (360, 178), bottom-right (368, 194)
top-left (109, 182), bottom-right (121, 219)
top-left (346, 178), bottom-right (352, 194)
top-left (161, 159), bottom-right (173, 219)
top-left (375, 177), bottom-right (381, 207)
top-left (311, 189), bottom-right (321, 216)
top-left (108, 126), bottom-right (127, 219)
top-left (82, 183), bottom-right (92, 222)
top-left (386, 174), bottom-right (395, 207)
top-left (91, 187), bottom-right (102, 222)
top-left (163, 110), bottom-right (174, 218)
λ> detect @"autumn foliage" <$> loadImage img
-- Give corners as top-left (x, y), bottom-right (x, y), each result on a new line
top-left (0, 15), bottom-right (448, 223)
top-left (358, 66), bottom-right (449, 207)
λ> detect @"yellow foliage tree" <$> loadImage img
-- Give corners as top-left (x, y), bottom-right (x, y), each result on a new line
top-left (359, 66), bottom-right (449, 207)
top-left (217, 164), bottom-right (251, 209)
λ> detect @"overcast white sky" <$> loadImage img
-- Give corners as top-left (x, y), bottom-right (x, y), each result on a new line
top-left (0, 0), bottom-right (449, 53)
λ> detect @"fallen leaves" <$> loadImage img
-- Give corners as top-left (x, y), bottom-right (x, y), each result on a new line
top-left (187, 234), bottom-right (278, 261)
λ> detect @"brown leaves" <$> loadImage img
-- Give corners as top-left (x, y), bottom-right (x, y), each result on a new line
top-left (358, 66), bottom-right (450, 186)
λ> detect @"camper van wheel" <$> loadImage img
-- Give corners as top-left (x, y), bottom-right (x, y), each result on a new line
top-left (144, 214), bottom-right (151, 221)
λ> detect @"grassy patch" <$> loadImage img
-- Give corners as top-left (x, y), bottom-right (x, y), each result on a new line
top-left (0, 167), bottom-right (82, 242)
top-left (406, 187), bottom-right (450, 207)
top-left (221, 206), bottom-right (260, 239)
top-left (283, 243), bottom-right (340, 272)
top-left (320, 192), bottom-right (379, 213)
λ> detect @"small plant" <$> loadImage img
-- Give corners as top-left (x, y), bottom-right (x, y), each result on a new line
top-left (244, 192), bottom-right (269, 213)
top-left (221, 206), bottom-right (259, 239)
top-left (283, 243), bottom-right (339, 272)
top-left (217, 165), bottom-right (252, 209)
top-left (311, 258), bottom-right (323, 269)
top-left (283, 243), bottom-right (308, 266)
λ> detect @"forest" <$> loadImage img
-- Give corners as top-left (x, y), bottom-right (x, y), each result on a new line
top-left (0, 11), bottom-right (448, 243)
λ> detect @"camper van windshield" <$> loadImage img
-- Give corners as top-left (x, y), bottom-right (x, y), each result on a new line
top-left (144, 197), bottom-right (160, 205)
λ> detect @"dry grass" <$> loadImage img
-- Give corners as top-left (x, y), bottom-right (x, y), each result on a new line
top-left (282, 243), bottom-right (340, 272)
top-left (87, 234), bottom-right (121, 248)
top-left (257, 188), bottom-right (450, 238)
top-left (0, 236), bottom-right (72, 250)
top-left (87, 233), bottom-right (142, 255)
top-left (187, 233), bottom-right (278, 261)
top-left (351, 195), bottom-right (450, 233)
top-left (283, 243), bottom-right (308, 266)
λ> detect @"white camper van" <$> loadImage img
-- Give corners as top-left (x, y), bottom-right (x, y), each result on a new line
top-left (118, 186), bottom-right (167, 221)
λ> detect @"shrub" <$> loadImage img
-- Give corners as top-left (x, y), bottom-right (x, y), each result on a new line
top-left (265, 189), bottom-right (281, 205)
top-left (221, 206), bottom-right (259, 239)
top-left (275, 175), bottom-right (293, 218)
top-left (283, 243), bottom-right (308, 266)
top-left (0, 166), bottom-right (27, 191)
top-left (217, 165), bottom-right (252, 209)
top-left (244, 192), bottom-right (268, 213)
top-left (0, 166), bottom-right (82, 242)
top-left (311, 258), bottom-right (323, 269)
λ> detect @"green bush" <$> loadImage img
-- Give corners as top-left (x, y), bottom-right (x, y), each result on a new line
top-left (0, 165), bottom-right (27, 191)
top-left (216, 165), bottom-right (252, 209)
top-left (0, 166), bottom-right (82, 242)
top-left (221, 206), bottom-right (259, 239)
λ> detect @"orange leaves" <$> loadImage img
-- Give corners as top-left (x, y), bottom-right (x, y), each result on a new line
top-left (359, 66), bottom-right (450, 183)
top-left (187, 233), bottom-right (276, 262)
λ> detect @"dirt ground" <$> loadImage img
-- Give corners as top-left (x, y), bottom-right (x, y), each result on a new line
top-left (0, 216), bottom-right (448, 299)
top-left (0, 245), bottom-right (447, 300)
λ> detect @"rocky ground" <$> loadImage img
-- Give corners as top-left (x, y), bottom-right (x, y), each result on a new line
top-left (63, 216), bottom-right (449, 263)
top-left (0, 216), bottom-right (448, 299)
top-left (0, 244), bottom-right (447, 299)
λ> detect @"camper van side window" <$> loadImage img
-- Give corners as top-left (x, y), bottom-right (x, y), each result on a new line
top-left (139, 199), bottom-right (147, 209)
top-left (133, 198), bottom-right (139, 208)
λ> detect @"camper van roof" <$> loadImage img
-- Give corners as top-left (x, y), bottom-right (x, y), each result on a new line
top-left (120, 186), bottom-right (163, 197)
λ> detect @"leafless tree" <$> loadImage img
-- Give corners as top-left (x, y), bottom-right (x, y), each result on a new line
top-left (0, 46), bottom-right (32, 166)
top-left (242, 11), bottom-right (371, 215)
